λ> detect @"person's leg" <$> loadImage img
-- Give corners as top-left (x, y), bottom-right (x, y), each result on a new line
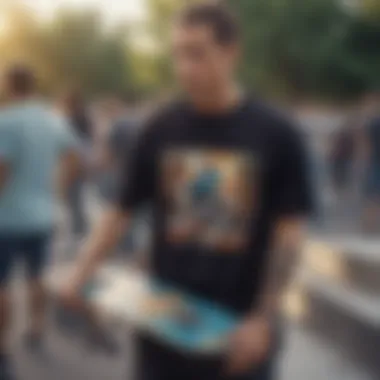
top-left (0, 288), bottom-right (10, 355)
top-left (133, 212), bottom-right (152, 270)
top-left (361, 167), bottom-right (379, 234)
top-left (363, 197), bottom-right (380, 234)
top-left (0, 237), bottom-right (17, 378)
top-left (362, 178), bottom-right (380, 234)
top-left (0, 289), bottom-right (15, 380)
top-left (22, 234), bottom-right (50, 346)
top-left (0, 270), bottom-right (12, 354)
top-left (69, 177), bottom-right (87, 238)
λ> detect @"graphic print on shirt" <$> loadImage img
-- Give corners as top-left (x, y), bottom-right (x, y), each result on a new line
top-left (161, 148), bottom-right (255, 253)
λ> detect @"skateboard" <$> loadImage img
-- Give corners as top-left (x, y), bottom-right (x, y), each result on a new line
top-left (46, 264), bottom-right (239, 356)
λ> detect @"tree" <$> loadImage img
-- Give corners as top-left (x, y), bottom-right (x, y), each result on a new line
top-left (229, 0), bottom-right (380, 100)
top-left (1, 0), bottom-right (378, 100)
top-left (361, 0), bottom-right (380, 18)
top-left (42, 9), bottom-right (134, 95)
top-left (143, 0), bottom-right (380, 100)
top-left (0, 4), bottom-right (45, 71)
top-left (0, 4), bottom-right (136, 96)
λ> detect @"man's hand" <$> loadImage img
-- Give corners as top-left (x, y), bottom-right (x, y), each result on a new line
top-left (225, 315), bottom-right (272, 375)
top-left (59, 207), bottom-right (129, 310)
top-left (59, 274), bottom-right (87, 311)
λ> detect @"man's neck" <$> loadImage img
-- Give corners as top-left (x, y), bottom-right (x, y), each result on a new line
top-left (192, 83), bottom-right (243, 114)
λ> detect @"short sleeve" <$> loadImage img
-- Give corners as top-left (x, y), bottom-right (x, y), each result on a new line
top-left (0, 121), bottom-right (18, 163)
top-left (116, 123), bottom-right (156, 211)
top-left (271, 124), bottom-right (314, 218)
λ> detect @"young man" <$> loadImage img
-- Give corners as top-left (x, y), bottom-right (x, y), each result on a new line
top-left (0, 66), bottom-right (79, 379)
top-left (63, 3), bottom-right (312, 380)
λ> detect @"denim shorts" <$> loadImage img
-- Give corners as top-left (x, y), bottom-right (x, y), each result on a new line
top-left (0, 232), bottom-right (51, 286)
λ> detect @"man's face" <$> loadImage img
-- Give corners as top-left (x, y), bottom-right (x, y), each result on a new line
top-left (172, 24), bottom-right (239, 100)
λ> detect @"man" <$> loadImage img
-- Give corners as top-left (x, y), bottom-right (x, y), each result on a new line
top-left (63, 3), bottom-right (312, 380)
top-left (0, 66), bottom-right (79, 379)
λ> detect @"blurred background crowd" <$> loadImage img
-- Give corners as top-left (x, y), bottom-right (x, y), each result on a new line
top-left (0, 0), bottom-right (379, 234)
top-left (0, 0), bottom-right (379, 379)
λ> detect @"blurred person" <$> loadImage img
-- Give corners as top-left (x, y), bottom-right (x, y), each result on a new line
top-left (94, 94), bottom-right (145, 261)
top-left (58, 90), bottom-right (92, 239)
top-left (92, 96), bottom-right (125, 150)
top-left (293, 108), bottom-right (327, 231)
top-left (361, 91), bottom-right (380, 233)
top-left (329, 121), bottom-right (355, 195)
top-left (0, 66), bottom-right (79, 379)
top-left (96, 94), bottom-right (139, 204)
top-left (328, 113), bottom-right (359, 227)
top-left (62, 3), bottom-right (312, 380)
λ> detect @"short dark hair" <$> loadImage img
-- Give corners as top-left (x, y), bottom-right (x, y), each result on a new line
top-left (5, 65), bottom-right (36, 96)
top-left (177, 2), bottom-right (240, 46)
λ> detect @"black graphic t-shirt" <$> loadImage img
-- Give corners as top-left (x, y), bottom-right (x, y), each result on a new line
top-left (117, 99), bottom-right (312, 314)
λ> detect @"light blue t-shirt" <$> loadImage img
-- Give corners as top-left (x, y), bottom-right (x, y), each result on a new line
top-left (0, 100), bottom-right (77, 234)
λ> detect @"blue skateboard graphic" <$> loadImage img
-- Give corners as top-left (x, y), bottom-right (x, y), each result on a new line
top-left (82, 278), bottom-right (239, 355)
top-left (143, 281), bottom-right (239, 354)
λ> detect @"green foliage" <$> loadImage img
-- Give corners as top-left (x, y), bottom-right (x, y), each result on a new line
top-left (0, 0), bottom-right (378, 100)
top-left (146, 0), bottom-right (380, 100)
top-left (41, 9), bottom-right (133, 95)
top-left (0, 5), bottom-right (134, 96)
top-left (144, 0), bottom-right (191, 90)
top-left (229, 0), bottom-right (380, 100)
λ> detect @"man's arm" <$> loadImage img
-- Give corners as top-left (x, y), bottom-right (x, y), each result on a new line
top-left (257, 217), bottom-right (306, 318)
top-left (66, 207), bottom-right (130, 298)
top-left (62, 115), bottom-right (157, 302)
top-left (227, 218), bottom-right (307, 376)
top-left (55, 116), bottom-right (83, 200)
top-left (258, 127), bottom-right (312, 320)
top-left (227, 123), bottom-right (312, 375)
top-left (0, 119), bottom-right (17, 193)
top-left (94, 139), bottom-right (113, 172)
top-left (57, 149), bottom-right (82, 201)
top-left (0, 160), bottom-right (9, 193)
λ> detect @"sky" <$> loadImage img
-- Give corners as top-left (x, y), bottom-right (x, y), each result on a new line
top-left (17, 0), bottom-right (147, 24)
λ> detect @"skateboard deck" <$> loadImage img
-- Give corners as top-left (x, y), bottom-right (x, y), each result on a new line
top-left (46, 264), bottom-right (238, 355)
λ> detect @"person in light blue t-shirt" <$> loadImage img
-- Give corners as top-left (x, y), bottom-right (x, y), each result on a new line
top-left (0, 66), bottom-right (79, 380)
